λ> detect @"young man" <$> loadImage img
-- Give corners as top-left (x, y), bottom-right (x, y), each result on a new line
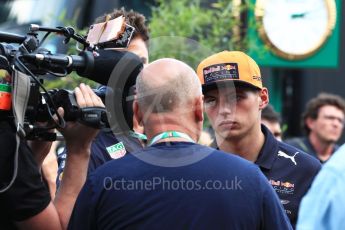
top-left (68, 58), bottom-right (291, 229)
top-left (56, 8), bottom-right (149, 186)
top-left (286, 93), bottom-right (345, 163)
top-left (197, 51), bottom-right (321, 228)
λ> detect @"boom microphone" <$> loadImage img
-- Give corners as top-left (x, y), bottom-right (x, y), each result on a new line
top-left (76, 50), bottom-right (143, 131)
top-left (22, 49), bottom-right (143, 86)
top-left (22, 49), bottom-right (143, 131)
top-left (78, 49), bottom-right (143, 87)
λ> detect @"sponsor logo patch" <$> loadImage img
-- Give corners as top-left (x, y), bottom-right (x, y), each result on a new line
top-left (203, 63), bottom-right (239, 84)
top-left (106, 142), bottom-right (127, 159)
top-left (269, 179), bottom-right (295, 195)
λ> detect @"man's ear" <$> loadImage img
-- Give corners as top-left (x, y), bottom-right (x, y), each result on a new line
top-left (259, 88), bottom-right (269, 109)
top-left (133, 100), bottom-right (143, 126)
top-left (305, 117), bottom-right (315, 131)
top-left (194, 95), bottom-right (204, 123)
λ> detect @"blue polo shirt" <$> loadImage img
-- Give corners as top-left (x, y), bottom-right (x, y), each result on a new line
top-left (297, 144), bottom-right (345, 229)
top-left (257, 125), bottom-right (321, 228)
top-left (68, 142), bottom-right (292, 230)
top-left (56, 130), bottom-right (143, 187)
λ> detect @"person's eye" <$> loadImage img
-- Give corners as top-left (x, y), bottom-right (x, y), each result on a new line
top-left (204, 98), bottom-right (216, 107)
top-left (236, 94), bottom-right (246, 101)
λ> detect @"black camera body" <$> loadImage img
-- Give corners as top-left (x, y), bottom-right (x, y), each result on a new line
top-left (0, 26), bottom-right (110, 141)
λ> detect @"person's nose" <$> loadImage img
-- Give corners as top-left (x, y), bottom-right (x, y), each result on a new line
top-left (218, 98), bottom-right (235, 116)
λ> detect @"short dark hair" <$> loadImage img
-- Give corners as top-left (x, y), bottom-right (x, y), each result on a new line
top-left (262, 104), bottom-right (281, 123)
top-left (94, 7), bottom-right (149, 42)
top-left (302, 93), bottom-right (345, 134)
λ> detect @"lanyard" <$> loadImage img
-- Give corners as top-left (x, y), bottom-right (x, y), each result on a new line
top-left (129, 130), bottom-right (147, 141)
top-left (148, 131), bottom-right (195, 146)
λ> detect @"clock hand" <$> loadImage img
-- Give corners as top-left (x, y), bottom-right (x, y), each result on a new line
top-left (291, 12), bottom-right (308, 19)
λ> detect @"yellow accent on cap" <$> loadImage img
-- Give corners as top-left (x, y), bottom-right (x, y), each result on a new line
top-left (197, 51), bottom-right (262, 90)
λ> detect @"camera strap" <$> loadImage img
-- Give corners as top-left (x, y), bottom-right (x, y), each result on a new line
top-left (78, 106), bottom-right (109, 129)
top-left (12, 69), bottom-right (31, 137)
top-left (0, 70), bottom-right (30, 193)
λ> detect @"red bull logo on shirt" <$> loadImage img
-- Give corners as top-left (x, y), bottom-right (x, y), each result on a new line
top-left (269, 179), bottom-right (280, 186)
top-left (281, 182), bottom-right (295, 188)
top-left (269, 179), bottom-right (295, 195)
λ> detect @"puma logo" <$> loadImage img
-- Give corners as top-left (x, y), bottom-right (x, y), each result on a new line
top-left (280, 199), bottom-right (290, 205)
top-left (278, 151), bottom-right (298, 165)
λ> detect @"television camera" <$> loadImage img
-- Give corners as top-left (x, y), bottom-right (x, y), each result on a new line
top-left (0, 22), bottom-right (142, 141)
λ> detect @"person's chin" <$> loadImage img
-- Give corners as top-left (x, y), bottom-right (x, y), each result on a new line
top-left (328, 136), bottom-right (340, 143)
top-left (217, 129), bottom-right (241, 140)
top-left (327, 132), bottom-right (341, 140)
top-left (322, 136), bottom-right (338, 143)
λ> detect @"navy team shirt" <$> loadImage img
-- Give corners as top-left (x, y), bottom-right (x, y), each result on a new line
top-left (68, 142), bottom-right (292, 230)
top-left (56, 130), bottom-right (143, 186)
top-left (256, 125), bottom-right (322, 228)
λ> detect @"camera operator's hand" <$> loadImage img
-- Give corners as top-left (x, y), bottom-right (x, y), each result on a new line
top-left (58, 83), bottom-right (104, 152)
top-left (54, 83), bottom-right (104, 230)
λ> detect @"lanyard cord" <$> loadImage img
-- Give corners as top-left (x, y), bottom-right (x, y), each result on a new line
top-left (129, 130), bottom-right (147, 140)
top-left (148, 130), bottom-right (195, 146)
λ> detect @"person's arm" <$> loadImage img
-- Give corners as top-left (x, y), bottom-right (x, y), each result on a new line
top-left (16, 203), bottom-right (62, 230)
top-left (67, 176), bottom-right (98, 230)
top-left (42, 141), bottom-right (59, 199)
top-left (15, 83), bottom-right (104, 230)
top-left (53, 83), bottom-right (104, 229)
top-left (28, 126), bottom-right (57, 199)
top-left (296, 168), bottom-right (342, 230)
top-left (28, 139), bottom-right (53, 170)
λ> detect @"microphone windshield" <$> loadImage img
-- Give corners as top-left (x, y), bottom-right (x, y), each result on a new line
top-left (77, 49), bottom-right (143, 86)
top-left (77, 49), bottom-right (143, 132)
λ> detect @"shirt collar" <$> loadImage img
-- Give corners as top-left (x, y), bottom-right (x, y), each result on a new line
top-left (304, 137), bottom-right (339, 163)
top-left (303, 137), bottom-right (317, 155)
top-left (255, 124), bottom-right (280, 170)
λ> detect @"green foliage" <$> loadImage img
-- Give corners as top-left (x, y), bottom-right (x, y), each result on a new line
top-left (148, 0), bottom-right (251, 69)
top-left (43, 9), bottom-right (98, 90)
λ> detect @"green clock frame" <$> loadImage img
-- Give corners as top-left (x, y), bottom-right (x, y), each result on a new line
top-left (248, 0), bottom-right (342, 68)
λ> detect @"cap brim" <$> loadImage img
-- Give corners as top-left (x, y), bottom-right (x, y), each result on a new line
top-left (202, 80), bottom-right (261, 93)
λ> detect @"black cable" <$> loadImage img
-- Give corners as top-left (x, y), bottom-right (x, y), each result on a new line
top-left (47, 68), bottom-right (68, 77)
top-left (39, 31), bottom-right (51, 47)
top-left (15, 56), bottom-right (66, 129)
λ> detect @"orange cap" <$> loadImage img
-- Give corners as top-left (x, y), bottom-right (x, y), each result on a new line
top-left (197, 51), bottom-right (262, 92)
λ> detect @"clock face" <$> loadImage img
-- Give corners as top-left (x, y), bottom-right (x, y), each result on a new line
top-left (255, 0), bottom-right (337, 60)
